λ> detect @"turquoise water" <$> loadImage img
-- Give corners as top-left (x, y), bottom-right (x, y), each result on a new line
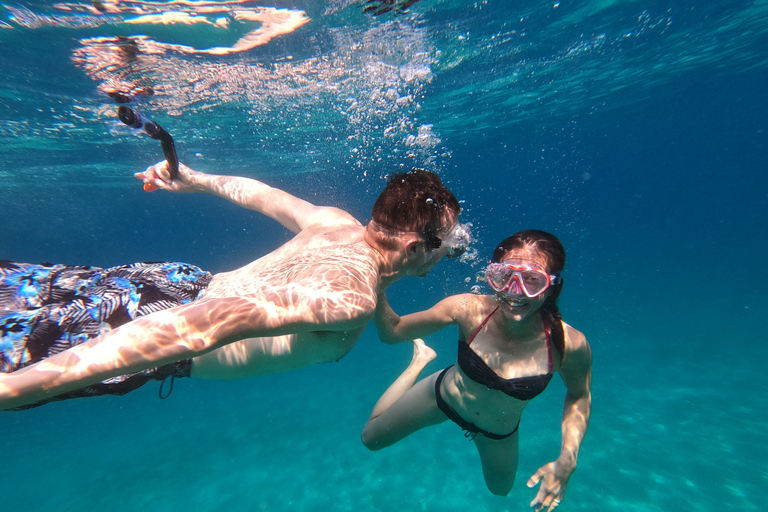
top-left (1, 0), bottom-right (767, 510)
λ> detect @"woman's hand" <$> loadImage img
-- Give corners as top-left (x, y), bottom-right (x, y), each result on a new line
top-left (527, 460), bottom-right (574, 511)
top-left (134, 161), bottom-right (201, 193)
top-left (529, 325), bottom-right (590, 511)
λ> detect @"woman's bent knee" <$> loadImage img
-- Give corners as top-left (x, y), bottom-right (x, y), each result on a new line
top-left (484, 472), bottom-right (515, 496)
top-left (488, 484), bottom-right (513, 496)
top-left (486, 478), bottom-right (514, 496)
top-left (361, 427), bottom-right (385, 451)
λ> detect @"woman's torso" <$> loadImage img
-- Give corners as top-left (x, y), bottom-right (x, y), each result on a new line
top-left (440, 296), bottom-right (563, 434)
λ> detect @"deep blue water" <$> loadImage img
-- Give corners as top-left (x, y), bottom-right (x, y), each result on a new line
top-left (1, 0), bottom-right (767, 510)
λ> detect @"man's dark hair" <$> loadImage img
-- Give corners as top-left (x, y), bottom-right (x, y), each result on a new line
top-left (372, 169), bottom-right (460, 236)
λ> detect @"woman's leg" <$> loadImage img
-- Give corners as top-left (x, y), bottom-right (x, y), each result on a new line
top-left (473, 432), bottom-right (520, 496)
top-left (368, 339), bottom-right (436, 419)
top-left (361, 339), bottom-right (445, 450)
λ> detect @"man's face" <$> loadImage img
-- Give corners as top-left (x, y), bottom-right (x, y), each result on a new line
top-left (407, 212), bottom-right (459, 277)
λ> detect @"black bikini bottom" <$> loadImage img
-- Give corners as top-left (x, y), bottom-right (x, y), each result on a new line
top-left (435, 366), bottom-right (520, 440)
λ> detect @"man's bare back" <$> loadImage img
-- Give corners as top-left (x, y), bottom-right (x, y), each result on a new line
top-left (192, 223), bottom-right (380, 378)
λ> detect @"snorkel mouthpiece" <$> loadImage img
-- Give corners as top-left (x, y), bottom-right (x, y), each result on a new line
top-left (117, 106), bottom-right (179, 180)
top-left (444, 222), bottom-right (472, 258)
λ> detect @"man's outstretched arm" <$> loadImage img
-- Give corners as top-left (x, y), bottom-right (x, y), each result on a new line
top-left (136, 161), bottom-right (359, 233)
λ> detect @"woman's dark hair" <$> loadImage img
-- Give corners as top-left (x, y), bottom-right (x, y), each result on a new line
top-left (372, 168), bottom-right (460, 237)
top-left (492, 230), bottom-right (566, 361)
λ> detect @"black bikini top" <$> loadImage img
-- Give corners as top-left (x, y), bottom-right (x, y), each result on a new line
top-left (457, 306), bottom-right (554, 401)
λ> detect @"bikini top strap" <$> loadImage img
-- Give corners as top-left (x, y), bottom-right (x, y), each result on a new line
top-left (467, 305), bottom-right (500, 346)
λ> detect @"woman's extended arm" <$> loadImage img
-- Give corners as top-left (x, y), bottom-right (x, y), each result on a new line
top-left (528, 325), bottom-right (592, 511)
top-left (136, 161), bottom-right (358, 233)
top-left (373, 292), bottom-right (469, 344)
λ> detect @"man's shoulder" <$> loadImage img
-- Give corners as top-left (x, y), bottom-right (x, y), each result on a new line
top-left (301, 207), bottom-right (362, 230)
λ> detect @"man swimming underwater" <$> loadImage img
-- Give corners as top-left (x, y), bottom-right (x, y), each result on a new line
top-left (0, 160), bottom-right (470, 410)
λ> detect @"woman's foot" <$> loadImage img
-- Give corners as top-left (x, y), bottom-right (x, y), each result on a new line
top-left (411, 338), bottom-right (437, 367)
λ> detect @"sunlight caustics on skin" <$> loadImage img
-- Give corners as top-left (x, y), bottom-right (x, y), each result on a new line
top-left (0, 215), bottom-right (386, 407)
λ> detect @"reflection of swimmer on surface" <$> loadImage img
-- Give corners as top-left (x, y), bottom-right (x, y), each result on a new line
top-left (57, 2), bottom-right (310, 102)
top-left (94, 36), bottom-right (155, 104)
top-left (362, 231), bottom-right (591, 511)
top-left (0, 161), bottom-right (470, 410)
top-left (4, 0), bottom-right (310, 101)
top-left (4, 1), bottom-right (310, 54)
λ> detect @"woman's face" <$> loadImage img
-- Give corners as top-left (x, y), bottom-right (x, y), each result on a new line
top-left (494, 247), bottom-right (552, 322)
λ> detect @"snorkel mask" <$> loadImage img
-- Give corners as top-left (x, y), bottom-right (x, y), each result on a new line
top-left (485, 262), bottom-right (561, 298)
top-left (371, 219), bottom-right (472, 259)
top-left (425, 222), bottom-right (472, 258)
